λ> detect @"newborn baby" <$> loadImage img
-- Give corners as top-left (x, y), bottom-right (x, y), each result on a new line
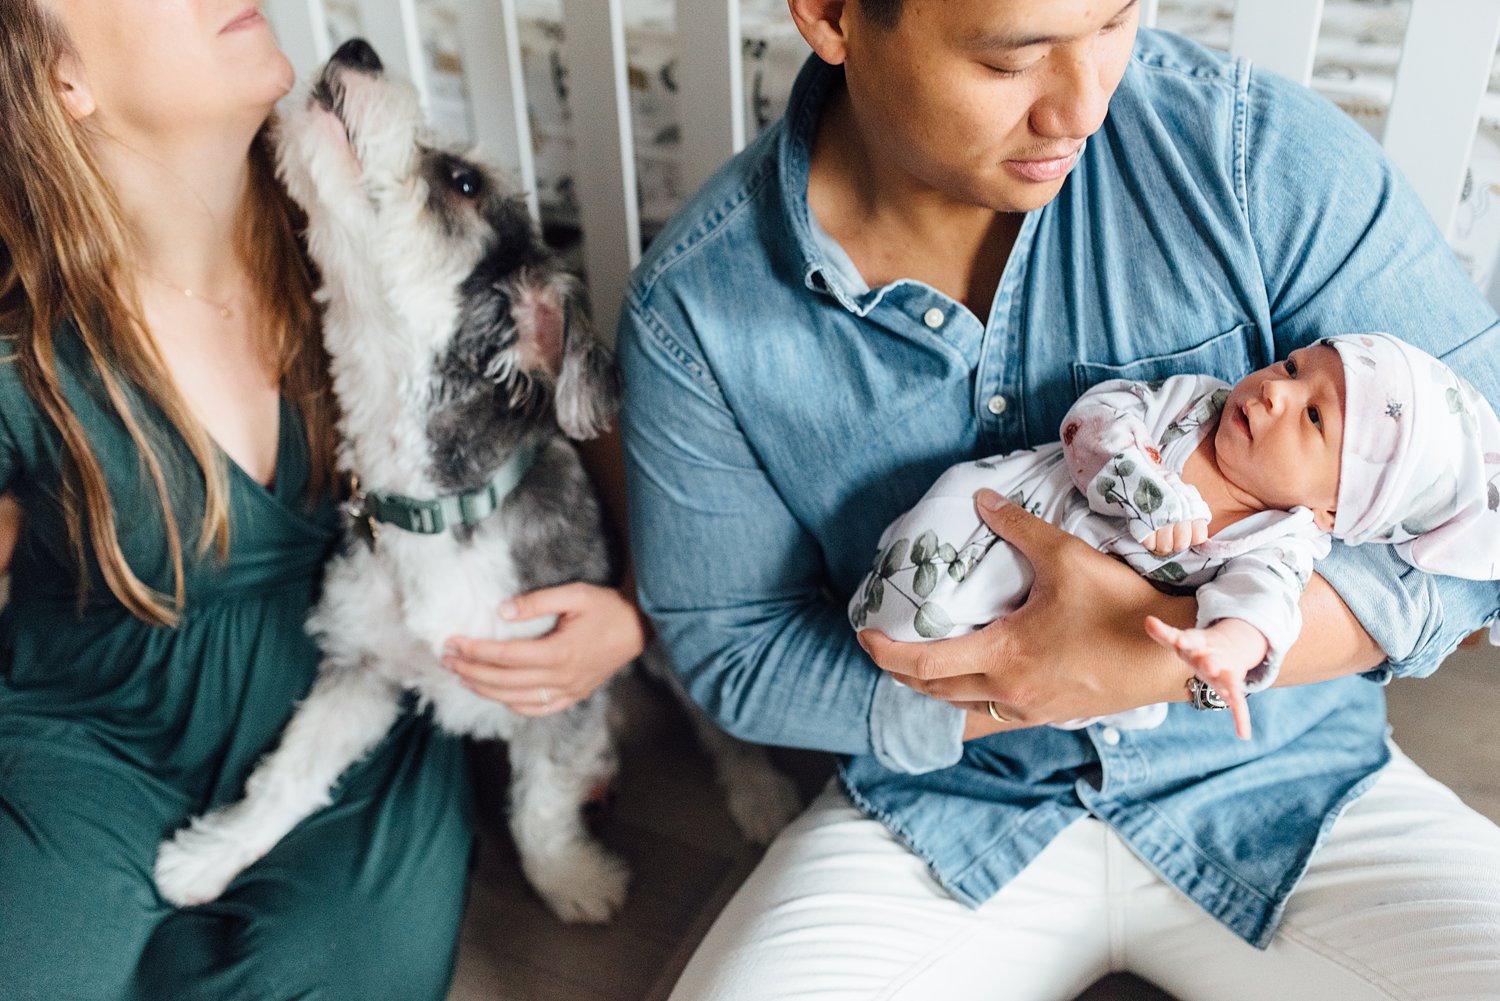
top-left (852, 333), bottom-right (1500, 740)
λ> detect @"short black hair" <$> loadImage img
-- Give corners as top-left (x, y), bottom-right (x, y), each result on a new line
top-left (860, 0), bottom-right (904, 30)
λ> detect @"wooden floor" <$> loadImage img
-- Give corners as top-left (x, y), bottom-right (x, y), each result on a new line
top-left (448, 645), bottom-right (1500, 1001)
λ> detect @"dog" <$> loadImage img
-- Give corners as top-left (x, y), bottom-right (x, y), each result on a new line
top-left (153, 38), bottom-right (799, 923)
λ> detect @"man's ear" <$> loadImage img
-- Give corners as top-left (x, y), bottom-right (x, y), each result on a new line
top-left (787, 0), bottom-right (850, 66)
top-left (54, 52), bottom-right (96, 121)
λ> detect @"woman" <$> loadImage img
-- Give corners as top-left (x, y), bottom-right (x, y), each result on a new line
top-left (0, 2), bottom-right (644, 998)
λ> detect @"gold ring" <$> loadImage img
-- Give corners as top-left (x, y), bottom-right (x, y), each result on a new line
top-left (987, 700), bottom-right (1012, 724)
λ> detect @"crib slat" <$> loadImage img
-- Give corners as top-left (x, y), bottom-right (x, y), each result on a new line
top-left (677, 0), bottom-right (746, 198)
top-left (1383, 0), bottom-right (1500, 235)
top-left (1139, 0), bottom-right (1160, 30)
top-left (351, 0), bottom-right (431, 108)
top-left (450, 0), bottom-right (539, 223)
top-left (264, 0), bottom-right (333, 76)
top-left (560, 0), bottom-right (641, 343)
top-left (1230, 0), bottom-right (1325, 85)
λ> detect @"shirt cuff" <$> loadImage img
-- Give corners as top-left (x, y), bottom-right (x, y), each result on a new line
top-left (870, 673), bottom-right (966, 774)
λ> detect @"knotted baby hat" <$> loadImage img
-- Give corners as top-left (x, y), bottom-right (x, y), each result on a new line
top-left (1326, 333), bottom-right (1500, 580)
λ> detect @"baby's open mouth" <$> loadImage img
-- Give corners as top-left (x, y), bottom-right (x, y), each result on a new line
top-left (1236, 403), bottom-right (1253, 441)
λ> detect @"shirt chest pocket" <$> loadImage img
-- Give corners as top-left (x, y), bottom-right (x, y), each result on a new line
top-left (1070, 322), bottom-right (1263, 399)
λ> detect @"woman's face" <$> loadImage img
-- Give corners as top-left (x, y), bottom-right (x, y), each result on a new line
top-left (43, 0), bottom-right (293, 140)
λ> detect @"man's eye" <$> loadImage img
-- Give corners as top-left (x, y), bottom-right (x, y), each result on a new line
top-left (1307, 405), bottom-right (1321, 427)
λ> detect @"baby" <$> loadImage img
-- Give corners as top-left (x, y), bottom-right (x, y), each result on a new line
top-left (851, 333), bottom-right (1500, 740)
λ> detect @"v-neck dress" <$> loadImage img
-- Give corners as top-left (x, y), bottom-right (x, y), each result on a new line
top-left (0, 325), bottom-right (473, 1001)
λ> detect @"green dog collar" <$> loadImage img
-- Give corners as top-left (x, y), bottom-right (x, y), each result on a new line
top-left (346, 443), bottom-right (538, 539)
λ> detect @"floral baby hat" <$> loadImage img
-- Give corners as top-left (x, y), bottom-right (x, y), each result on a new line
top-left (1325, 333), bottom-right (1500, 580)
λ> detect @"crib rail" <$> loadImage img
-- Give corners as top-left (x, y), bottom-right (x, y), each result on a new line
top-left (264, 1), bottom-right (1500, 336)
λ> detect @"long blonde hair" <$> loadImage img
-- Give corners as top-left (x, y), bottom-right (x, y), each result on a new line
top-left (0, 0), bottom-right (336, 626)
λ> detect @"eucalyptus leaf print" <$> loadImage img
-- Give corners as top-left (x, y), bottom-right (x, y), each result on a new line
top-left (880, 538), bottom-right (909, 577)
top-left (1133, 478), bottom-right (1164, 515)
top-left (911, 530), bottom-right (938, 565)
top-left (914, 601), bottom-right (955, 639)
top-left (866, 577), bottom-right (885, 613)
top-left (913, 561), bottom-right (939, 598)
top-left (1146, 561), bottom-right (1187, 584)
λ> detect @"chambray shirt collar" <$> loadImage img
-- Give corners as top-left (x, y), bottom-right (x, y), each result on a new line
top-left (779, 57), bottom-right (905, 317)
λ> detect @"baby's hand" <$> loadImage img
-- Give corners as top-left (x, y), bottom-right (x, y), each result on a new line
top-left (1143, 616), bottom-right (1267, 741)
top-left (1141, 519), bottom-right (1208, 556)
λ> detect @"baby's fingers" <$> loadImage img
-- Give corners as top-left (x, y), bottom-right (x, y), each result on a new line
top-left (1219, 677), bottom-right (1253, 741)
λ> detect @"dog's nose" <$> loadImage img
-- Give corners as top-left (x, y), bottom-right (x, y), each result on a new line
top-left (331, 38), bottom-right (383, 74)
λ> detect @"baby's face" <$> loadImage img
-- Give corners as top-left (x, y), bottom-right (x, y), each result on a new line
top-left (1215, 344), bottom-right (1346, 531)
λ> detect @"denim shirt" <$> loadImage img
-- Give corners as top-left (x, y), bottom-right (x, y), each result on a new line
top-left (619, 30), bottom-right (1500, 948)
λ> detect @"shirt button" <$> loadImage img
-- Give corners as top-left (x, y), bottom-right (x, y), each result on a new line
top-left (922, 307), bottom-right (946, 329)
top-left (1101, 726), bottom-right (1122, 746)
top-left (987, 394), bottom-right (1008, 416)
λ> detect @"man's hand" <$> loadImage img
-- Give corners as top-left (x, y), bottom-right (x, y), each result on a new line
top-left (1144, 615), bottom-right (1265, 740)
top-left (858, 489), bottom-right (1196, 731)
top-left (1141, 518), bottom-right (1208, 556)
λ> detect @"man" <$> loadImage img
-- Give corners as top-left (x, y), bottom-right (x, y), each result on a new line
top-left (620, 1), bottom-right (1500, 997)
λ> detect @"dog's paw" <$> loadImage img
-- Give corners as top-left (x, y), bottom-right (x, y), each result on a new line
top-left (723, 759), bottom-right (803, 846)
top-left (153, 816), bottom-right (266, 908)
top-left (526, 841), bottom-right (631, 924)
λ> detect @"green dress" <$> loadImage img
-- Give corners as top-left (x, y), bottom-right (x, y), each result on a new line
top-left (0, 326), bottom-right (474, 1001)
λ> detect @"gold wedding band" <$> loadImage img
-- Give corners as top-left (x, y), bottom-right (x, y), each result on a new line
top-left (987, 700), bottom-right (1012, 724)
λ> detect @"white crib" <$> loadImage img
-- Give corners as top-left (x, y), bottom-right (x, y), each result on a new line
top-left (261, 0), bottom-right (1500, 335)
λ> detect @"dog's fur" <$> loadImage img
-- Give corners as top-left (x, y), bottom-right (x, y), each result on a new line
top-left (153, 40), bottom-right (799, 922)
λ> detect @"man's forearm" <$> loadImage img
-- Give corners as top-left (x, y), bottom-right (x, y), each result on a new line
top-left (1272, 572), bottom-right (1386, 685)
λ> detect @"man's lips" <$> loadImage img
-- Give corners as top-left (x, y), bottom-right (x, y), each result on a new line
top-left (1004, 145), bottom-right (1083, 183)
top-left (221, 8), bottom-right (265, 33)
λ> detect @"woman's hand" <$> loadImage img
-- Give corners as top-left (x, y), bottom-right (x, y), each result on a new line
top-left (442, 582), bottom-right (649, 716)
top-left (858, 489), bottom-right (1196, 732)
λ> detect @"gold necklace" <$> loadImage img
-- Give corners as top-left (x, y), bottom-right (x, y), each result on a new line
top-left (141, 270), bottom-right (239, 320)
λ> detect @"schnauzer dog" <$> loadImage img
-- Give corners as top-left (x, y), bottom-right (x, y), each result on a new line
top-left (153, 38), bottom-right (799, 923)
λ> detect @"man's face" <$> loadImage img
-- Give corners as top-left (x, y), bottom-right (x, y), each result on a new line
top-left (840, 0), bottom-right (1140, 212)
top-left (1216, 345), bottom-right (1347, 531)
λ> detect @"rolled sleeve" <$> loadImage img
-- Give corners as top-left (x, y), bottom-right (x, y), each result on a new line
top-left (1317, 542), bottom-right (1499, 681)
top-left (621, 293), bottom-right (896, 759)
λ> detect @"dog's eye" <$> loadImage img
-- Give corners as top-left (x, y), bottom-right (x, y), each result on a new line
top-left (447, 164), bottom-right (483, 200)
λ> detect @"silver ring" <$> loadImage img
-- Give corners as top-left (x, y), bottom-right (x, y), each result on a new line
top-left (987, 700), bottom-right (1012, 724)
top-left (539, 686), bottom-right (552, 713)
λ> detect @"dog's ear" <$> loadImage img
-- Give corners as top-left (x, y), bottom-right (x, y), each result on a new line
top-left (511, 273), bottom-right (619, 440)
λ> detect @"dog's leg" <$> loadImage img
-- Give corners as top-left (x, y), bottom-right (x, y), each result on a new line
top-left (638, 644), bottom-right (803, 845)
top-left (154, 665), bottom-right (401, 907)
top-left (506, 693), bottom-right (630, 923)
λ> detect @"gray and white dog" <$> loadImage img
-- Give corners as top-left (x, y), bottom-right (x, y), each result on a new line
top-left (153, 39), bottom-right (799, 923)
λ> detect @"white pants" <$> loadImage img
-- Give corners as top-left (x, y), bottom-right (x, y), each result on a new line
top-left (670, 746), bottom-right (1500, 1001)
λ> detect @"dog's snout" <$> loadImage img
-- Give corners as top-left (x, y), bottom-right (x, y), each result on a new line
top-left (331, 38), bottom-right (383, 74)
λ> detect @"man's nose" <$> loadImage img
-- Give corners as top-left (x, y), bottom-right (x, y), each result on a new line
top-left (1029, 47), bottom-right (1112, 140)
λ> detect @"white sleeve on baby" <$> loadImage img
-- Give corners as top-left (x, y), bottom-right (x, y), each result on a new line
top-left (1193, 530), bottom-right (1333, 689)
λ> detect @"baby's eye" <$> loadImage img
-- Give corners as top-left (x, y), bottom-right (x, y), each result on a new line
top-left (1307, 405), bottom-right (1321, 428)
top-left (1285, 357), bottom-right (1299, 377)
